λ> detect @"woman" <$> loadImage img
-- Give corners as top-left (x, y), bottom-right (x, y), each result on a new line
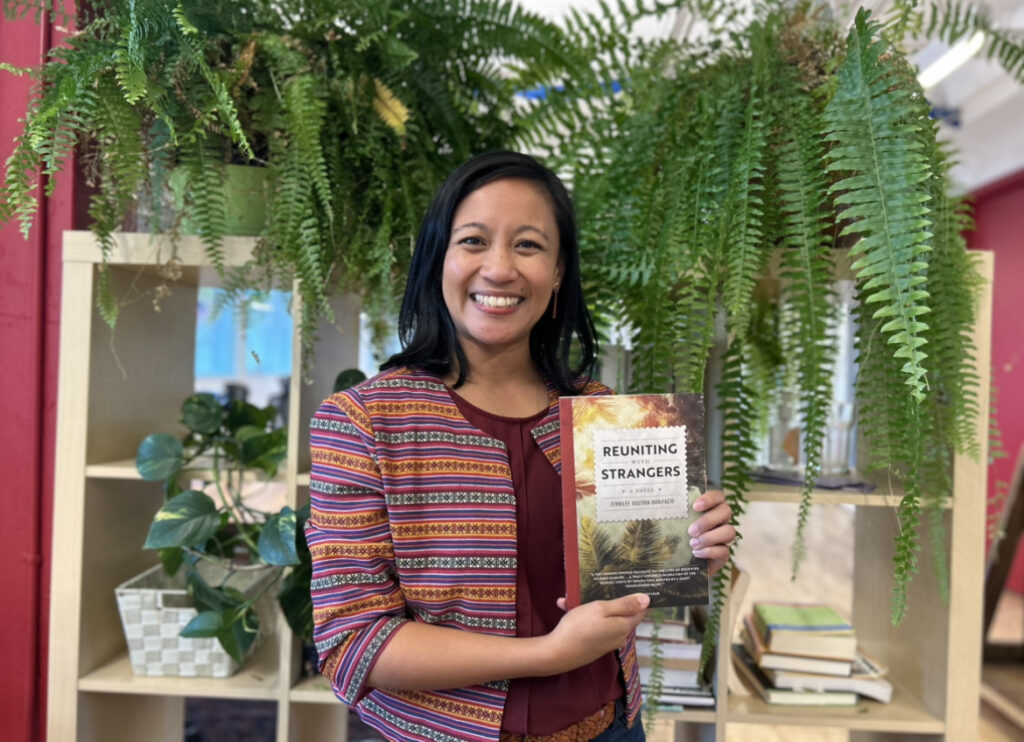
top-left (307, 151), bottom-right (735, 742)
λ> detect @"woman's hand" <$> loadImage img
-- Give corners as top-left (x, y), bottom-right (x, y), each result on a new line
top-left (690, 489), bottom-right (735, 577)
top-left (540, 593), bottom-right (651, 675)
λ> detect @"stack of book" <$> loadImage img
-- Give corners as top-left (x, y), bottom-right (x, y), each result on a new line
top-left (731, 601), bottom-right (893, 706)
top-left (636, 612), bottom-right (715, 709)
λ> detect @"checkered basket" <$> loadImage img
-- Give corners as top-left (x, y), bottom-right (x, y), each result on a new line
top-left (115, 562), bottom-right (277, 678)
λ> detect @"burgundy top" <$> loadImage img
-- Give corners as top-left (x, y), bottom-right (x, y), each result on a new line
top-left (450, 391), bottom-right (623, 735)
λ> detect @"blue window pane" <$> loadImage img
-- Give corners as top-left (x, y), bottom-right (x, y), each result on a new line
top-left (195, 288), bottom-right (236, 378)
top-left (245, 291), bottom-right (293, 376)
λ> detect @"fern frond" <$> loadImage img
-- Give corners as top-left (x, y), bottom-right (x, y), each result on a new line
top-left (824, 9), bottom-right (933, 403)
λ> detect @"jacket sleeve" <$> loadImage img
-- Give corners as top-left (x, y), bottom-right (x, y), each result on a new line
top-left (305, 391), bottom-right (407, 706)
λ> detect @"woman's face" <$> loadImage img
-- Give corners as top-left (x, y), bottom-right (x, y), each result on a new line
top-left (442, 178), bottom-right (564, 363)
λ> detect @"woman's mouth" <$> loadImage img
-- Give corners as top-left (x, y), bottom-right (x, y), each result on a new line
top-left (472, 293), bottom-right (523, 309)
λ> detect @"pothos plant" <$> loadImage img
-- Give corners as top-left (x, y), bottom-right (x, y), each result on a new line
top-left (135, 392), bottom-right (312, 661)
top-left (550, 0), bottom-right (1024, 673)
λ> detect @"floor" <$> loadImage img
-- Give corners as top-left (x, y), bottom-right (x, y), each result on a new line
top-left (650, 501), bottom-right (1024, 742)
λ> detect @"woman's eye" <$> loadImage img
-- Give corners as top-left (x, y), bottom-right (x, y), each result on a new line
top-left (517, 240), bottom-right (542, 250)
top-left (459, 237), bottom-right (484, 247)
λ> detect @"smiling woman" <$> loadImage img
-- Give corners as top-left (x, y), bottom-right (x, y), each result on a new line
top-left (303, 151), bottom-right (736, 742)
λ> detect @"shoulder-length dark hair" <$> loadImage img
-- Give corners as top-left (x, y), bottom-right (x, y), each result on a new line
top-left (382, 150), bottom-right (598, 394)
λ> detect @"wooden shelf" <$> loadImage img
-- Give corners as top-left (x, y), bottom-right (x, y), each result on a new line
top-left (78, 640), bottom-right (280, 700)
top-left (86, 457), bottom-right (287, 484)
top-left (746, 482), bottom-right (911, 507)
top-left (289, 675), bottom-right (338, 704)
top-left (725, 677), bottom-right (945, 733)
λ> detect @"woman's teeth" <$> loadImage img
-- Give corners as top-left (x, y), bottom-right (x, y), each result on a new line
top-left (473, 294), bottom-right (521, 308)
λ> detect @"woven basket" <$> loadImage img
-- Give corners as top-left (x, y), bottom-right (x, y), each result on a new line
top-left (115, 562), bottom-right (277, 678)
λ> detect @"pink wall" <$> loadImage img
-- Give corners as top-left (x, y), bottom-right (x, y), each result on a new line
top-left (0, 7), bottom-right (74, 740)
top-left (970, 169), bottom-right (1024, 595)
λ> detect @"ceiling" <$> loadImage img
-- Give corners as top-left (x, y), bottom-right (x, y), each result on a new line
top-left (517, 0), bottom-right (1024, 192)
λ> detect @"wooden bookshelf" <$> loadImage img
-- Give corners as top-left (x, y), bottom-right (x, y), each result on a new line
top-left (47, 232), bottom-right (359, 742)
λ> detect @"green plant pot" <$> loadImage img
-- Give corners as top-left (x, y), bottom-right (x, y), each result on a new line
top-left (169, 164), bottom-right (269, 236)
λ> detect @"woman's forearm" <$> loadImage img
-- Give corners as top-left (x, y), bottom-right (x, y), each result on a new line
top-left (365, 593), bottom-right (650, 691)
top-left (366, 622), bottom-right (551, 690)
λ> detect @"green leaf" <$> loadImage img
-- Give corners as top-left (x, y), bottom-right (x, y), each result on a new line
top-left (181, 610), bottom-right (223, 638)
top-left (144, 490), bottom-right (221, 549)
top-left (136, 433), bottom-right (184, 482)
top-left (217, 605), bottom-right (260, 663)
top-left (239, 427), bottom-right (288, 474)
top-left (181, 393), bottom-right (223, 435)
top-left (278, 564), bottom-right (314, 643)
top-left (258, 508), bottom-right (300, 565)
top-left (159, 546), bottom-right (184, 576)
top-left (225, 401), bottom-right (275, 434)
top-left (188, 570), bottom-right (244, 614)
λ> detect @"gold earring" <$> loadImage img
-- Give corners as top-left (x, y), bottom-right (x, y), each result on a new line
top-left (552, 283), bottom-right (560, 319)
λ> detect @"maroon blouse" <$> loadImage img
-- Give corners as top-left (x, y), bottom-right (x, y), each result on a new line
top-left (449, 391), bottom-right (623, 735)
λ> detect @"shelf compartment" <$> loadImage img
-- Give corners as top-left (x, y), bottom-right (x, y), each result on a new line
top-left (78, 639), bottom-right (280, 700)
top-left (725, 676), bottom-right (944, 733)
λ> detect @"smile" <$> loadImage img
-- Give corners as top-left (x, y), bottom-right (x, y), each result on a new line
top-left (472, 294), bottom-right (523, 308)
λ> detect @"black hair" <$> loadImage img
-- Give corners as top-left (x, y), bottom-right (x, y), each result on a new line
top-left (382, 150), bottom-right (598, 394)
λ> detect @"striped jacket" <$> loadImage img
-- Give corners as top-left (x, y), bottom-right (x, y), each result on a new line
top-left (306, 366), bottom-right (642, 741)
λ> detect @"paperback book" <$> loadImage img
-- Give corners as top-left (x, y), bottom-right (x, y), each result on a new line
top-left (731, 644), bottom-right (858, 707)
top-left (560, 393), bottom-right (709, 609)
top-left (741, 615), bottom-right (854, 676)
top-left (751, 601), bottom-right (857, 660)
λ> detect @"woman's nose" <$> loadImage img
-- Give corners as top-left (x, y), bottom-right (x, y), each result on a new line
top-left (480, 245), bottom-right (517, 281)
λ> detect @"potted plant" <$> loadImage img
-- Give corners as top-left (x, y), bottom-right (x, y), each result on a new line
top-left (121, 391), bottom-right (311, 674)
top-left (0, 0), bottom-right (596, 361)
top-left (558, 0), bottom-right (1023, 669)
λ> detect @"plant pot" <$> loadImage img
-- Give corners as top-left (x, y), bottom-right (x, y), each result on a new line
top-left (167, 164), bottom-right (269, 236)
top-left (115, 562), bottom-right (277, 678)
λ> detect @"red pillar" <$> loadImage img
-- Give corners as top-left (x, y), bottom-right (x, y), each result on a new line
top-left (0, 6), bottom-right (76, 740)
top-left (969, 169), bottom-right (1024, 596)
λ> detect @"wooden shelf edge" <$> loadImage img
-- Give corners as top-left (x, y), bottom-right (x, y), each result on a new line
top-left (86, 457), bottom-right (288, 485)
top-left (724, 676), bottom-right (945, 733)
top-left (78, 642), bottom-right (280, 700)
top-left (289, 676), bottom-right (339, 704)
top-left (746, 483), bottom-right (913, 508)
top-left (651, 708), bottom-right (717, 724)
top-left (63, 231), bottom-right (257, 267)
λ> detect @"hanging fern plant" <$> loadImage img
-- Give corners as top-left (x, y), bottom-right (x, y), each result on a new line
top-left (0, 0), bottom-right (587, 362)
top-left (556, 0), bottom-right (1021, 662)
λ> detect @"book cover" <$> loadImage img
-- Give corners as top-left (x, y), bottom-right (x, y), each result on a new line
top-left (560, 393), bottom-right (709, 609)
top-left (741, 615), bottom-right (853, 677)
top-left (731, 644), bottom-right (858, 707)
top-left (751, 602), bottom-right (857, 660)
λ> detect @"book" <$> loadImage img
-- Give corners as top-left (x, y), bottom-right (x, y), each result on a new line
top-left (741, 615), bottom-right (853, 676)
top-left (649, 683), bottom-right (716, 708)
top-left (731, 644), bottom-right (858, 706)
top-left (639, 664), bottom-right (699, 689)
top-left (751, 601), bottom-right (857, 660)
top-left (768, 665), bottom-right (893, 703)
top-left (560, 393), bottom-right (709, 609)
top-left (635, 638), bottom-right (701, 662)
top-left (636, 614), bottom-right (691, 642)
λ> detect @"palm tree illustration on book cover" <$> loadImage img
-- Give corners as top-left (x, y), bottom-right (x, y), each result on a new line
top-left (560, 393), bottom-right (709, 608)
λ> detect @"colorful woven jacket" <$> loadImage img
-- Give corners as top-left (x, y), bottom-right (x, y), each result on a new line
top-left (306, 366), bottom-right (642, 742)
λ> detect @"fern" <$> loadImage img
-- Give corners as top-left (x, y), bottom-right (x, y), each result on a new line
top-left (823, 9), bottom-right (933, 404)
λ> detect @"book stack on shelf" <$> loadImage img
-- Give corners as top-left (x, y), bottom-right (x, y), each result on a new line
top-left (637, 610), bottom-right (715, 710)
top-left (732, 601), bottom-right (893, 707)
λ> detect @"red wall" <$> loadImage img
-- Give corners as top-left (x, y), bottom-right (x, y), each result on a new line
top-left (0, 8), bottom-right (74, 741)
top-left (970, 170), bottom-right (1024, 596)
